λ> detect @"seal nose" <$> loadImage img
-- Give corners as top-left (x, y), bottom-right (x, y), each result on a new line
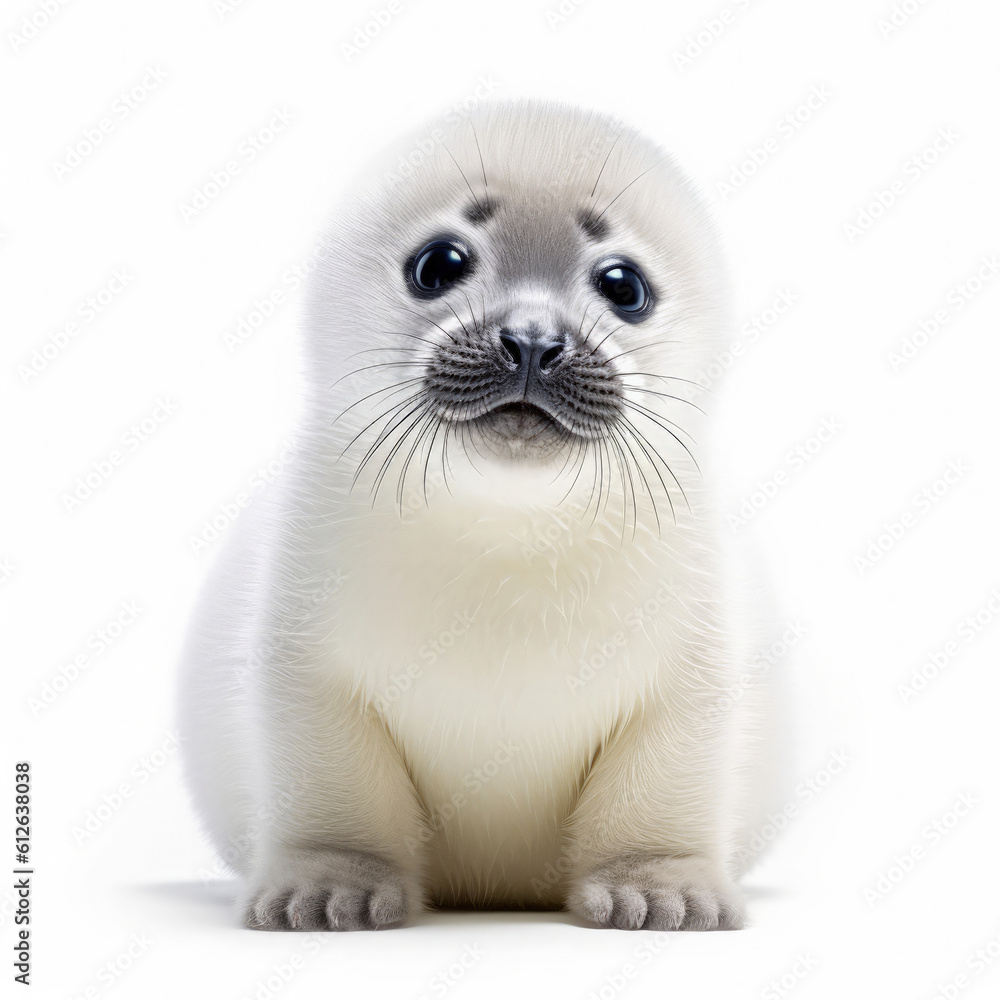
top-left (498, 329), bottom-right (565, 374)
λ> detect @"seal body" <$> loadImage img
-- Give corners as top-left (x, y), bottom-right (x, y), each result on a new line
top-left (179, 100), bottom-right (773, 931)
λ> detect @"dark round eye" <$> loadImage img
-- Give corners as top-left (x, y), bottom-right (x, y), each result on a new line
top-left (595, 260), bottom-right (651, 317)
top-left (408, 239), bottom-right (470, 295)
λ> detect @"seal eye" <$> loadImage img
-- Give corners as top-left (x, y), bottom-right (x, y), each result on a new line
top-left (409, 239), bottom-right (470, 294)
top-left (595, 260), bottom-right (652, 317)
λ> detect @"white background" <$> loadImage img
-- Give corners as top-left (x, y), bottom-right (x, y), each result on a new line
top-left (3, 0), bottom-right (1000, 998)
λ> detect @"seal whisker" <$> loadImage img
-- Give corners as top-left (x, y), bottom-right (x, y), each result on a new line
top-left (368, 402), bottom-right (432, 505)
top-left (592, 158), bottom-right (665, 225)
top-left (613, 416), bottom-right (669, 534)
top-left (443, 298), bottom-right (473, 340)
top-left (331, 359), bottom-right (425, 390)
top-left (587, 124), bottom-right (626, 200)
top-left (331, 376), bottom-right (426, 429)
top-left (620, 397), bottom-right (698, 452)
top-left (616, 371), bottom-right (708, 391)
top-left (621, 384), bottom-right (706, 414)
top-left (349, 392), bottom-right (428, 473)
top-left (604, 425), bottom-right (632, 545)
top-left (337, 388), bottom-right (428, 462)
top-left (579, 307), bottom-right (610, 350)
top-left (616, 408), bottom-right (688, 522)
top-left (397, 304), bottom-right (460, 346)
top-left (396, 409), bottom-right (440, 511)
top-left (441, 142), bottom-right (484, 214)
top-left (585, 322), bottom-right (624, 359)
top-left (469, 119), bottom-right (488, 193)
top-left (616, 415), bottom-right (676, 525)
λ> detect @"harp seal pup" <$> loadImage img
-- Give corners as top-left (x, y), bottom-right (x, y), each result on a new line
top-left (179, 98), bottom-right (775, 932)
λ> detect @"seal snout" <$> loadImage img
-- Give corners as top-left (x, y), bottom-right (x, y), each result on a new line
top-left (498, 326), bottom-right (566, 375)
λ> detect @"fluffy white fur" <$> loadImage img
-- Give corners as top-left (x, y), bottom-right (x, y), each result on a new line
top-left (178, 99), bottom-right (775, 931)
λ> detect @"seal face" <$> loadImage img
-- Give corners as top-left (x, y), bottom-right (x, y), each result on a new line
top-left (180, 100), bottom-right (770, 936)
top-left (308, 102), bottom-right (726, 529)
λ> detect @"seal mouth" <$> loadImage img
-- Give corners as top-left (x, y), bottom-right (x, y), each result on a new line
top-left (488, 401), bottom-right (553, 420)
top-left (478, 400), bottom-right (569, 434)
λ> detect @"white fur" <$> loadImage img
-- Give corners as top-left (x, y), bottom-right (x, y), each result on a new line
top-left (178, 99), bottom-right (775, 930)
